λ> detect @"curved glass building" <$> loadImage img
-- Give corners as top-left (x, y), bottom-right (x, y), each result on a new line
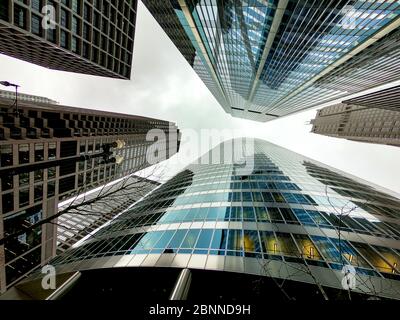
top-left (9, 139), bottom-right (400, 300)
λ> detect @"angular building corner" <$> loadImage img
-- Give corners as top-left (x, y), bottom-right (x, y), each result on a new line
top-left (142, 0), bottom-right (400, 122)
top-left (0, 0), bottom-right (137, 79)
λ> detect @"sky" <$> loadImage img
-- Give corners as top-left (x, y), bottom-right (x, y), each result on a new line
top-left (1, 1), bottom-right (400, 194)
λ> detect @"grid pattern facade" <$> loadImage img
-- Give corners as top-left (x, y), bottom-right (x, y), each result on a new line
top-left (0, 95), bottom-right (180, 293)
top-left (0, 89), bottom-right (59, 104)
top-left (35, 139), bottom-right (400, 300)
top-left (143, 0), bottom-right (400, 122)
top-left (57, 175), bottom-right (160, 254)
top-left (0, 0), bottom-right (137, 79)
top-left (311, 87), bottom-right (400, 146)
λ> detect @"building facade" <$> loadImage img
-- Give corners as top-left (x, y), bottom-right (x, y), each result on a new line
top-left (311, 86), bottom-right (400, 147)
top-left (11, 138), bottom-right (400, 300)
top-left (142, 0), bottom-right (400, 121)
top-left (0, 0), bottom-right (137, 79)
top-left (0, 94), bottom-right (180, 293)
top-left (57, 175), bottom-right (160, 254)
top-left (0, 89), bottom-right (59, 105)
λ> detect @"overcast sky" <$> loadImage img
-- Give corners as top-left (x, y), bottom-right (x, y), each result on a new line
top-left (1, 1), bottom-right (400, 194)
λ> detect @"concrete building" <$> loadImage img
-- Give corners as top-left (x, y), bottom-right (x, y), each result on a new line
top-left (311, 86), bottom-right (400, 147)
top-left (0, 0), bottom-right (137, 79)
top-left (142, 1), bottom-right (400, 121)
top-left (0, 89), bottom-right (59, 105)
top-left (0, 93), bottom-right (180, 293)
top-left (8, 139), bottom-right (400, 300)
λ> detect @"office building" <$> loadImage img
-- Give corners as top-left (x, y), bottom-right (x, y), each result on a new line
top-left (0, 0), bottom-right (137, 79)
top-left (9, 138), bottom-right (400, 300)
top-left (311, 86), bottom-right (400, 147)
top-left (0, 89), bottom-right (59, 105)
top-left (0, 94), bottom-right (180, 293)
top-left (142, 1), bottom-right (400, 121)
top-left (57, 175), bottom-right (160, 254)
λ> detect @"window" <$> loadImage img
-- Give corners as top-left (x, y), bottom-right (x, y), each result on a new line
top-left (31, 0), bottom-right (42, 12)
top-left (14, 5), bottom-right (27, 29)
top-left (34, 143), bottom-right (44, 162)
top-left (31, 14), bottom-right (42, 36)
top-left (19, 144), bottom-right (30, 164)
top-left (19, 188), bottom-right (30, 207)
top-left (0, 144), bottom-right (13, 167)
top-left (2, 193), bottom-right (14, 213)
top-left (48, 142), bottom-right (57, 160)
top-left (60, 30), bottom-right (68, 48)
top-left (61, 9), bottom-right (69, 28)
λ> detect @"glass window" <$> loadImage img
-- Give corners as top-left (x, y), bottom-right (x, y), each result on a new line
top-left (19, 188), bottom-right (29, 207)
top-left (31, 14), bottom-right (42, 35)
top-left (167, 229), bottom-right (187, 250)
top-left (230, 206), bottom-right (242, 221)
top-left (195, 229), bottom-right (213, 249)
top-left (210, 229), bottom-right (227, 250)
top-left (48, 142), bottom-right (56, 160)
top-left (34, 143), bottom-right (44, 162)
top-left (1, 174), bottom-right (13, 191)
top-left (243, 206), bottom-right (255, 221)
top-left (153, 230), bottom-right (175, 249)
top-left (259, 231), bottom-right (277, 255)
top-left (293, 234), bottom-right (322, 260)
top-left (2, 193), bottom-right (14, 213)
top-left (181, 229), bottom-right (200, 248)
top-left (351, 242), bottom-right (394, 274)
top-left (267, 207), bottom-right (284, 222)
top-left (227, 229), bottom-right (243, 251)
top-left (255, 206), bottom-right (269, 222)
top-left (275, 233), bottom-right (300, 257)
top-left (19, 172), bottom-right (29, 186)
top-left (19, 144), bottom-right (29, 164)
top-left (0, 144), bottom-right (13, 167)
top-left (243, 230), bottom-right (261, 253)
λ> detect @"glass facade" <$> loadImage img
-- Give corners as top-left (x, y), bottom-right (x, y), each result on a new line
top-left (39, 139), bottom-right (400, 299)
top-left (142, 0), bottom-right (400, 122)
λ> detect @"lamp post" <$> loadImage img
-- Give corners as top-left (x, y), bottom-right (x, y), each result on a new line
top-left (0, 81), bottom-right (20, 116)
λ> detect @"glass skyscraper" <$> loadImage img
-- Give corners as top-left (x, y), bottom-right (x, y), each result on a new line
top-left (9, 139), bottom-right (400, 300)
top-left (142, 0), bottom-right (400, 122)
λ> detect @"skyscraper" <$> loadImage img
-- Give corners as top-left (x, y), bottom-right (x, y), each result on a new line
top-left (142, 1), bottom-right (400, 121)
top-left (0, 0), bottom-right (137, 79)
top-left (0, 93), bottom-right (180, 293)
top-left (310, 86), bottom-right (400, 147)
top-left (9, 139), bottom-right (400, 300)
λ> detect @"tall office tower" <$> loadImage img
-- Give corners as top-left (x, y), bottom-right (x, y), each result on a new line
top-left (57, 175), bottom-right (160, 254)
top-left (0, 94), bottom-right (180, 293)
top-left (0, 0), bottom-right (137, 79)
top-left (311, 86), bottom-right (400, 147)
top-left (142, 1), bottom-right (400, 122)
top-left (9, 139), bottom-right (400, 300)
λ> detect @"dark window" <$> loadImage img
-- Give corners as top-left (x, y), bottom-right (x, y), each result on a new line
top-left (0, 144), bottom-right (13, 167)
top-left (31, 14), bottom-right (42, 36)
top-left (14, 5), bottom-right (27, 29)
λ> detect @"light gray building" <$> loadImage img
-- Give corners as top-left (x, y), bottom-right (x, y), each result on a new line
top-left (311, 86), bottom-right (400, 147)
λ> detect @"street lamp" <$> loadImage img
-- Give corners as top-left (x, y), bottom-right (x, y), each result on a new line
top-left (0, 81), bottom-right (20, 116)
